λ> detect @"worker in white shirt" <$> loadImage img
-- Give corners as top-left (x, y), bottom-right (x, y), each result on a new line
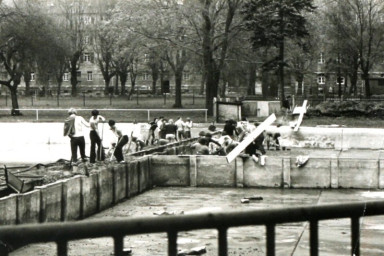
top-left (89, 109), bottom-right (106, 163)
top-left (66, 108), bottom-right (90, 165)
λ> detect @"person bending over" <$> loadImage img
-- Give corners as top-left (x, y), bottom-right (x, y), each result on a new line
top-left (108, 120), bottom-right (128, 163)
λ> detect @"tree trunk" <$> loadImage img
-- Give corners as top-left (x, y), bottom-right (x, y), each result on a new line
top-left (296, 73), bottom-right (304, 96)
top-left (200, 71), bottom-right (206, 95)
top-left (114, 74), bottom-right (119, 95)
top-left (104, 76), bottom-right (111, 95)
top-left (128, 78), bottom-right (136, 99)
top-left (57, 81), bottom-right (62, 96)
top-left (261, 71), bottom-right (269, 99)
top-left (24, 72), bottom-right (31, 96)
top-left (363, 72), bottom-right (371, 98)
top-left (349, 73), bottom-right (357, 96)
top-left (221, 80), bottom-right (227, 98)
top-left (278, 39), bottom-right (285, 106)
top-left (174, 70), bottom-right (183, 108)
top-left (151, 66), bottom-right (159, 94)
top-left (120, 72), bottom-right (127, 96)
top-left (10, 88), bottom-right (20, 115)
top-left (70, 52), bottom-right (81, 97)
top-left (247, 63), bottom-right (257, 95)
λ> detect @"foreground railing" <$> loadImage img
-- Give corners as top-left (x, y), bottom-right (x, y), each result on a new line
top-left (1, 201), bottom-right (384, 256)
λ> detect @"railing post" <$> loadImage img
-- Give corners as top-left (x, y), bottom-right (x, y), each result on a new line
top-left (0, 241), bottom-right (8, 256)
top-left (266, 224), bottom-right (275, 256)
top-left (57, 240), bottom-right (68, 256)
top-left (218, 227), bottom-right (228, 256)
top-left (114, 235), bottom-right (124, 256)
top-left (36, 109), bottom-right (39, 121)
top-left (310, 220), bottom-right (319, 256)
top-left (168, 231), bottom-right (177, 256)
top-left (351, 217), bottom-right (360, 256)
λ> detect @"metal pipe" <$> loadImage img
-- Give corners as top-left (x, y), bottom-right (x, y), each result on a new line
top-left (266, 225), bottom-right (275, 256)
top-left (310, 220), bottom-right (319, 256)
top-left (0, 201), bottom-right (383, 252)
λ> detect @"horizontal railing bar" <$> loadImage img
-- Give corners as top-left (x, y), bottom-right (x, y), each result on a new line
top-left (0, 108), bottom-right (208, 111)
top-left (0, 201), bottom-right (383, 245)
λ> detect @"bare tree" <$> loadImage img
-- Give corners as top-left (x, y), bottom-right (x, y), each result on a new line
top-left (0, 1), bottom-right (65, 114)
top-left (326, 0), bottom-right (384, 98)
top-left (57, 0), bottom-right (87, 96)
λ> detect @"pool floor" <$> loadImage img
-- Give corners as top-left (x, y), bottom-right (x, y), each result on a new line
top-left (11, 187), bottom-right (384, 256)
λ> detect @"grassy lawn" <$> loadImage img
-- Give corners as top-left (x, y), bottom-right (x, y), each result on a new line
top-left (0, 95), bottom-right (383, 127)
top-left (0, 95), bottom-right (212, 123)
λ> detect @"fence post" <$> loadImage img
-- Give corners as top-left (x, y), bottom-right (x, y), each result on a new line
top-left (148, 110), bottom-right (150, 122)
top-left (109, 94), bottom-right (112, 106)
top-left (192, 90), bottom-right (195, 105)
top-left (36, 109), bottom-right (39, 121)
top-left (83, 92), bottom-right (86, 107)
top-left (31, 95), bottom-right (34, 106)
top-left (136, 90), bottom-right (139, 105)
top-left (5, 93), bottom-right (7, 107)
top-left (205, 110), bottom-right (207, 123)
top-left (57, 94), bottom-right (59, 107)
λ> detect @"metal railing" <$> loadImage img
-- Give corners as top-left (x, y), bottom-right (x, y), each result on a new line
top-left (1, 200), bottom-right (384, 256)
top-left (0, 108), bottom-right (208, 122)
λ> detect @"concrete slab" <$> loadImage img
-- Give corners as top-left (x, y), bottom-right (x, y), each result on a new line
top-left (12, 188), bottom-right (384, 256)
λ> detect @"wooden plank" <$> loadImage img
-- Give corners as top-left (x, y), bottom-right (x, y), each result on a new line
top-left (293, 100), bottom-right (308, 132)
top-left (226, 114), bottom-right (276, 163)
top-left (4, 166), bottom-right (24, 193)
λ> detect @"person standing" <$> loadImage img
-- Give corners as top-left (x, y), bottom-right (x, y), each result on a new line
top-left (155, 116), bottom-right (164, 140)
top-left (108, 119), bottom-right (129, 163)
top-left (146, 118), bottom-right (158, 145)
top-left (65, 108), bottom-right (90, 165)
top-left (89, 109), bottom-right (105, 164)
top-left (184, 117), bottom-right (193, 138)
top-left (164, 119), bottom-right (177, 142)
top-left (175, 116), bottom-right (185, 141)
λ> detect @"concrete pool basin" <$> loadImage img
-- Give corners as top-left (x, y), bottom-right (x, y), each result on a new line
top-left (10, 187), bottom-right (384, 256)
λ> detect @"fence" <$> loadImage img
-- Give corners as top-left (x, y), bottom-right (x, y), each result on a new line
top-left (0, 200), bottom-right (383, 256)
top-left (0, 108), bottom-right (208, 122)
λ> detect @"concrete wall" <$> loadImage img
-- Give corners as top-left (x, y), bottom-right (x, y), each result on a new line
top-left (216, 102), bottom-right (241, 122)
top-left (3, 152), bottom-right (384, 226)
top-left (0, 158), bottom-right (152, 226)
top-left (149, 155), bottom-right (384, 190)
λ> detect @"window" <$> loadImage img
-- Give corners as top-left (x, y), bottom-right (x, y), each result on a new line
top-left (336, 55), bottom-right (342, 63)
top-left (77, 71), bottom-right (81, 77)
top-left (84, 16), bottom-right (92, 25)
top-left (318, 52), bottom-right (325, 64)
top-left (183, 72), bottom-right (190, 81)
top-left (84, 53), bottom-right (90, 62)
top-left (87, 71), bottom-right (93, 81)
top-left (85, 36), bottom-right (90, 45)
top-left (143, 72), bottom-right (149, 80)
top-left (63, 73), bottom-right (69, 81)
top-left (31, 72), bottom-right (35, 81)
top-left (336, 76), bottom-right (345, 85)
top-left (144, 54), bottom-right (149, 63)
top-left (317, 75), bottom-right (325, 84)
